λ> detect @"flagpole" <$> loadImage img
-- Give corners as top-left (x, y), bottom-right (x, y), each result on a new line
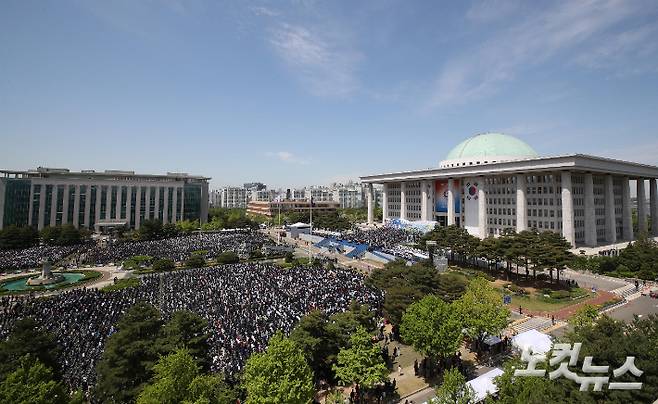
top-left (308, 196), bottom-right (313, 263)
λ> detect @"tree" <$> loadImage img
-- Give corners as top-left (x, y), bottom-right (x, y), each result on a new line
top-left (289, 310), bottom-right (339, 382)
top-left (0, 225), bottom-right (39, 250)
top-left (137, 349), bottom-right (237, 404)
top-left (327, 302), bottom-right (377, 349)
top-left (177, 220), bottom-right (200, 234)
top-left (95, 303), bottom-right (164, 403)
top-left (137, 349), bottom-right (199, 404)
top-left (152, 258), bottom-right (175, 271)
top-left (216, 251), bottom-right (239, 264)
top-left (400, 295), bottom-right (463, 361)
top-left (139, 219), bottom-right (164, 241)
top-left (243, 331), bottom-right (314, 404)
top-left (333, 327), bottom-right (388, 390)
top-left (186, 254), bottom-right (206, 268)
top-left (494, 359), bottom-right (558, 404)
top-left (456, 277), bottom-right (509, 349)
top-left (0, 317), bottom-right (60, 381)
top-left (159, 311), bottom-right (210, 371)
top-left (40, 225), bottom-right (62, 245)
top-left (0, 355), bottom-right (70, 404)
top-left (432, 367), bottom-right (476, 404)
top-left (569, 304), bottom-right (599, 329)
top-left (57, 224), bottom-right (82, 246)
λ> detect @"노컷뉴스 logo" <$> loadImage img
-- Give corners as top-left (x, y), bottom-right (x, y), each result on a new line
top-left (514, 343), bottom-right (643, 391)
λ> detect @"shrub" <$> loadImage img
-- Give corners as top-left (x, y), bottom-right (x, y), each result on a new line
top-left (185, 254), bottom-right (206, 268)
top-left (152, 258), bottom-right (175, 271)
top-left (550, 290), bottom-right (570, 300)
top-left (216, 251), bottom-right (239, 264)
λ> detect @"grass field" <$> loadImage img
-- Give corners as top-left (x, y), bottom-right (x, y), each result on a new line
top-left (101, 277), bottom-right (140, 292)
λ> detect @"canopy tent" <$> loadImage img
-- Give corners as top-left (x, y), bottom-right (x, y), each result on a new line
top-left (386, 218), bottom-right (436, 233)
top-left (512, 329), bottom-right (552, 355)
top-left (466, 367), bottom-right (504, 402)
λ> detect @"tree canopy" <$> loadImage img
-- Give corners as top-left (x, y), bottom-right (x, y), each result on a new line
top-left (243, 331), bottom-right (314, 404)
top-left (137, 349), bottom-right (237, 404)
top-left (455, 277), bottom-right (509, 348)
top-left (333, 327), bottom-right (388, 389)
top-left (431, 367), bottom-right (476, 404)
top-left (400, 295), bottom-right (463, 360)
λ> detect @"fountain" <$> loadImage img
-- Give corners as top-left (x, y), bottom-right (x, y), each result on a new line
top-left (26, 260), bottom-right (65, 286)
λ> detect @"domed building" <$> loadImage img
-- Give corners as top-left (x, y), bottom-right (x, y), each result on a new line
top-left (361, 132), bottom-right (658, 248)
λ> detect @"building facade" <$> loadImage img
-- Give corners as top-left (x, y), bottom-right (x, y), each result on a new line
top-left (0, 167), bottom-right (210, 231)
top-left (218, 187), bottom-right (249, 209)
top-left (246, 200), bottom-right (340, 217)
top-left (361, 133), bottom-right (658, 248)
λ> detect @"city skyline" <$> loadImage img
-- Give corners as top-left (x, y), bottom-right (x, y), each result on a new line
top-left (2, 1), bottom-right (658, 188)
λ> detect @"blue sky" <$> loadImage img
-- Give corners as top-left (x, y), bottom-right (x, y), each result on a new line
top-left (1, 0), bottom-right (658, 189)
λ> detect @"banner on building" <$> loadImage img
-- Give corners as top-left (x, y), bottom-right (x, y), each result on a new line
top-left (434, 180), bottom-right (460, 214)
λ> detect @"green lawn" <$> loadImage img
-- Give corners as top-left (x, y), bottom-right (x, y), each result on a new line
top-left (501, 290), bottom-right (594, 313)
top-left (101, 277), bottom-right (140, 292)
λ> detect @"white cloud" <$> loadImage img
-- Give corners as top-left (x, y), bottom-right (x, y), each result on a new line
top-left (466, 0), bottom-right (522, 22)
top-left (250, 6), bottom-right (280, 17)
top-left (573, 23), bottom-right (658, 73)
top-left (268, 22), bottom-right (362, 97)
top-left (428, 0), bottom-right (648, 108)
top-left (265, 151), bottom-right (309, 165)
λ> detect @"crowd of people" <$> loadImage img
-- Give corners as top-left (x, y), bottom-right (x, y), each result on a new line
top-left (0, 244), bottom-right (88, 270)
top-left (0, 263), bottom-right (382, 392)
top-left (79, 232), bottom-right (271, 264)
top-left (0, 231), bottom-right (273, 271)
top-left (339, 227), bottom-right (420, 250)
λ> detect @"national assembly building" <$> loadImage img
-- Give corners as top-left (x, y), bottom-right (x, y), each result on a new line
top-left (0, 167), bottom-right (209, 232)
top-left (361, 133), bottom-right (658, 248)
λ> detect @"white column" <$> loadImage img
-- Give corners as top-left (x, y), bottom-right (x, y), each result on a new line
top-left (366, 183), bottom-right (374, 225)
top-left (447, 179), bottom-right (456, 226)
top-left (115, 186), bottom-right (122, 220)
top-left (171, 187), bottom-right (178, 224)
top-left (420, 181), bottom-right (428, 221)
top-left (400, 182), bottom-right (407, 220)
top-left (381, 184), bottom-right (388, 224)
top-left (38, 184), bottom-right (46, 230)
top-left (604, 175), bottom-right (616, 244)
top-left (478, 177), bottom-right (487, 238)
top-left (561, 171), bottom-right (575, 247)
top-left (622, 177), bottom-right (633, 240)
top-left (516, 174), bottom-right (527, 233)
top-left (584, 173), bottom-right (597, 247)
top-left (154, 187), bottom-right (161, 222)
top-left (163, 187), bottom-right (169, 224)
top-left (50, 185), bottom-right (58, 227)
top-left (94, 186), bottom-right (102, 231)
top-left (72, 185), bottom-right (80, 228)
top-left (651, 179), bottom-right (658, 237)
top-left (83, 185), bottom-right (91, 228)
top-left (62, 185), bottom-right (70, 224)
top-left (144, 187), bottom-right (151, 220)
top-left (637, 179), bottom-right (647, 234)
top-left (125, 187), bottom-right (133, 226)
top-left (135, 186), bottom-right (142, 229)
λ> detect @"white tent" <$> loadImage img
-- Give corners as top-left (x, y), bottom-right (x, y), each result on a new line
top-left (512, 329), bottom-right (552, 355)
top-left (466, 368), bottom-right (504, 402)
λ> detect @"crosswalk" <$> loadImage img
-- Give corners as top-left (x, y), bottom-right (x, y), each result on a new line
top-left (611, 283), bottom-right (637, 299)
top-left (510, 316), bottom-right (553, 334)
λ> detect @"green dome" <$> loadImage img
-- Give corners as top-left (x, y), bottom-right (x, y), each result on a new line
top-left (445, 133), bottom-right (538, 161)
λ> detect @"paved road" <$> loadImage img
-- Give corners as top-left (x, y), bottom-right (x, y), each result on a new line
top-left (398, 386), bottom-right (435, 403)
top-left (607, 296), bottom-right (658, 322)
top-left (561, 269), bottom-right (627, 292)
